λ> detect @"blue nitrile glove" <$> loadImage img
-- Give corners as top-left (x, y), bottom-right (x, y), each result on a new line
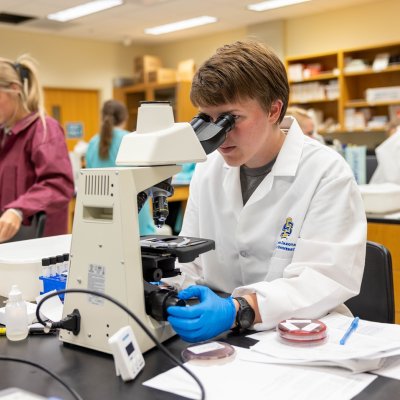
top-left (167, 285), bottom-right (236, 343)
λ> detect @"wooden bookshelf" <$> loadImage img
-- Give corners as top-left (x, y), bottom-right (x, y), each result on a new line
top-left (286, 42), bottom-right (400, 134)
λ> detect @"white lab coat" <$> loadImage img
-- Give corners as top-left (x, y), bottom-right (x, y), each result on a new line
top-left (370, 129), bottom-right (400, 185)
top-left (176, 117), bottom-right (367, 331)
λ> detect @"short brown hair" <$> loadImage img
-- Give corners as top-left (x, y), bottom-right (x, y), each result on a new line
top-left (190, 40), bottom-right (289, 124)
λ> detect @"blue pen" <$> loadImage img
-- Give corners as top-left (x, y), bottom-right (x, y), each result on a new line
top-left (339, 316), bottom-right (359, 345)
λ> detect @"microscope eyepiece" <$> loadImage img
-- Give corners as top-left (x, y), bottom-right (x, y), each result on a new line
top-left (190, 112), bottom-right (235, 155)
top-left (215, 113), bottom-right (235, 133)
top-left (190, 112), bottom-right (210, 132)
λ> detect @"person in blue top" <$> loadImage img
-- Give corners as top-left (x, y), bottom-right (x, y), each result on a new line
top-left (86, 99), bottom-right (156, 236)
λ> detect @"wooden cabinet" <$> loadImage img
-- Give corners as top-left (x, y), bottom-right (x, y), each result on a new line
top-left (342, 42), bottom-right (400, 133)
top-left (113, 81), bottom-right (197, 131)
top-left (286, 42), bottom-right (400, 135)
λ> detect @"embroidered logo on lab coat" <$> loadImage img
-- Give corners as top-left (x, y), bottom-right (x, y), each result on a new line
top-left (276, 218), bottom-right (296, 252)
top-left (280, 217), bottom-right (293, 239)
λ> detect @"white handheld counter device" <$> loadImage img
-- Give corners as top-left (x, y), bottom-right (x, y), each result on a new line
top-left (108, 326), bottom-right (145, 381)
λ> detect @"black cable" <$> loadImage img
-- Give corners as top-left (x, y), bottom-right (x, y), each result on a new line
top-left (36, 289), bottom-right (206, 400)
top-left (0, 356), bottom-right (83, 400)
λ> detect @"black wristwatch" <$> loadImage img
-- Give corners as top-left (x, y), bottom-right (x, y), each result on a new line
top-left (234, 297), bottom-right (255, 330)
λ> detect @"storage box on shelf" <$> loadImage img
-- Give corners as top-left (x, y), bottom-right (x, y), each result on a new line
top-left (177, 59), bottom-right (196, 81)
top-left (148, 68), bottom-right (177, 84)
top-left (133, 55), bottom-right (162, 84)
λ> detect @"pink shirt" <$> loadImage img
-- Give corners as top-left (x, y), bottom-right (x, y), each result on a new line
top-left (0, 113), bottom-right (74, 236)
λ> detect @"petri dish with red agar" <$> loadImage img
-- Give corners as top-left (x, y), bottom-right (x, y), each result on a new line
top-left (277, 319), bottom-right (327, 345)
top-left (181, 341), bottom-right (236, 362)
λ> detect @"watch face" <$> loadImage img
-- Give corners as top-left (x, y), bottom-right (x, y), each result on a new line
top-left (239, 307), bottom-right (255, 329)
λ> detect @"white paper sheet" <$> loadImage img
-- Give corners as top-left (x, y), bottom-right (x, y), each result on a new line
top-left (143, 347), bottom-right (376, 400)
top-left (239, 346), bottom-right (384, 373)
top-left (322, 312), bottom-right (400, 341)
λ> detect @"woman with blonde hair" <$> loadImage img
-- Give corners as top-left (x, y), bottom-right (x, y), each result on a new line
top-left (0, 54), bottom-right (74, 242)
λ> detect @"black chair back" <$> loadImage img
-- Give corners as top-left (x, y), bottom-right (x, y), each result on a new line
top-left (345, 241), bottom-right (395, 323)
top-left (6, 212), bottom-right (47, 243)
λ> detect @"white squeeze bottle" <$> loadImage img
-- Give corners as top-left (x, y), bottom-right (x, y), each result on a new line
top-left (5, 285), bottom-right (29, 341)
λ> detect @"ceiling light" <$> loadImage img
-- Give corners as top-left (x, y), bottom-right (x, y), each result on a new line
top-left (145, 16), bottom-right (217, 36)
top-left (47, 0), bottom-right (123, 22)
top-left (247, 0), bottom-right (310, 12)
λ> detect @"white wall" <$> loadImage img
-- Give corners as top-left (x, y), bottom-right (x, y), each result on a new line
top-left (247, 20), bottom-right (285, 60)
top-left (148, 21), bottom-right (285, 68)
top-left (285, 0), bottom-right (400, 56)
top-left (147, 28), bottom-right (246, 69)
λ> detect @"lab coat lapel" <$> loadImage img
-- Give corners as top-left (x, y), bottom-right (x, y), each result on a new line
top-left (245, 117), bottom-right (304, 207)
top-left (274, 117), bottom-right (304, 177)
top-left (222, 164), bottom-right (243, 217)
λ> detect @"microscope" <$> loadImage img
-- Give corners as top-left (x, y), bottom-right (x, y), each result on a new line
top-left (59, 102), bottom-right (234, 354)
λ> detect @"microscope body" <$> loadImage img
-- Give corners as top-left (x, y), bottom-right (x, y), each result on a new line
top-left (60, 102), bottom-right (207, 354)
top-left (60, 102), bottom-right (234, 354)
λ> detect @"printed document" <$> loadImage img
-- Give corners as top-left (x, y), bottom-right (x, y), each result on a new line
top-left (143, 346), bottom-right (375, 400)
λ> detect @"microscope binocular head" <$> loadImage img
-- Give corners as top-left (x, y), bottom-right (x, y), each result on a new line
top-left (190, 112), bottom-right (235, 155)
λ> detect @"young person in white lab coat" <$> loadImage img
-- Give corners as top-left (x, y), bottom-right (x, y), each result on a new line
top-left (167, 40), bottom-right (367, 343)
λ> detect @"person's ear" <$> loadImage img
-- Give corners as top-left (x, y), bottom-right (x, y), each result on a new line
top-left (269, 100), bottom-right (283, 124)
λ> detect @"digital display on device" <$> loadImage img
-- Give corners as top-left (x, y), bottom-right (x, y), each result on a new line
top-left (126, 342), bottom-right (135, 356)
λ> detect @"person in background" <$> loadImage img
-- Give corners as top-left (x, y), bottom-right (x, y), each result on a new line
top-left (166, 40), bottom-right (366, 343)
top-left (369, 121), bottom-right (400, 185)
top-left (285, 106), bottom-right (325, 144)
top-left (0, 55), bottom-right (74, 243)
top-left (86, 99), bottom-right (156, 235)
